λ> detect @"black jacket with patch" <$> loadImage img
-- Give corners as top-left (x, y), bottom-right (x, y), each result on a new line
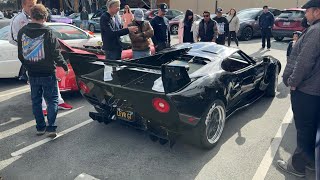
top-left (17, 23), bottom-right (68, 77)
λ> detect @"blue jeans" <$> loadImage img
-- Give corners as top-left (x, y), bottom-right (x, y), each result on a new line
top-left (82, 20), bottom-right (88, 30)
top-left (133, 50), bottom-right (151, 59)
top-left (29, 75), bottom-right (59, 132)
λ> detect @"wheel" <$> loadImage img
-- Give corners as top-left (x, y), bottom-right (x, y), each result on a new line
top-left (240, 26), bottom-right (253, 41)
top-left (192, 100), bottom-right (226, 149)
top-left (265, 65), bottom-right (279, 97)
top-left (274, 36), bottom-right (284, 41)
top-left (89, 24), bottom-right (95, 32)
top-left (170, 25), bottom-right (178, 35)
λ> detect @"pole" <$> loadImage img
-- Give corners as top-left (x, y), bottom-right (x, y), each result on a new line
top-left (215, 0), bottom-right (218, 13)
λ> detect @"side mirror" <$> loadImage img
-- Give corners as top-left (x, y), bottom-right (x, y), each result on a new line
top-left (255, 16), bottom-right (259, 21)
top-left (263, 56), bottom-right (270, 63)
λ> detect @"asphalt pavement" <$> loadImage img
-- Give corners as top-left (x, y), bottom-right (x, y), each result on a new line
top-left (0, 35), bottom-right (316, 180)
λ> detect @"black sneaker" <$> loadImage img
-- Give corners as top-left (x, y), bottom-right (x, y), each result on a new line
top-left (36, 129), bottom-right (46, 136)
top-left (47, 131), bottom-right (57, 138)
top-left (277, 160), bottom-right (305, 178)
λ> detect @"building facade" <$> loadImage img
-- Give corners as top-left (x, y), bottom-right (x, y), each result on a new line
top-left (170, 0), bottom-right (309, 14)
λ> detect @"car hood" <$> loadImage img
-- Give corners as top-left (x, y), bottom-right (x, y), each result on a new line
top-left (64, 36), bottom-right (101, 48)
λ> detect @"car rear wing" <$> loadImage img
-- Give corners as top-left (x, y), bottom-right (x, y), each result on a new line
top-left (68, 47), bottom-right (192, 93)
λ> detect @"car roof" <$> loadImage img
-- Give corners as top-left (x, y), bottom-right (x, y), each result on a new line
top-left (174, 42), bottom-right (238, 61)
top-left (283, 8), bottom-right (306, 11)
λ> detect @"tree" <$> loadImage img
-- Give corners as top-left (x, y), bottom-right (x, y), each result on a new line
top-left (150, 0), bottom-right (156, 9)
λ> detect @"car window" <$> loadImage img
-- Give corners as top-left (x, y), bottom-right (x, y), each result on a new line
top-left (272, 9), bottom-right (282, 16)
top-left (238, 9), bottom-right (261, 19)
top-left (172, 10), bottom-right (183, 17)
top-left (49, 25), bottom-right (89, 40)
top-left (222, 52), bottom-right (251, 72)
top-left (0, 26), bottom-right (9, 40)
top-left (278, 10), bottom-right (305, 19)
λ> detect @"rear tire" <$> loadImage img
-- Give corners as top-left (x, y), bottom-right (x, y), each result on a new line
top-left (265, 65), bottom-right (279, 97)
top-left (192, 100), bottom-right (226, 149)
top-left (274, 36), bottom-right (284, 41)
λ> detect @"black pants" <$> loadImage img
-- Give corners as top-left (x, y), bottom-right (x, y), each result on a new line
top-left (290, 90), bottom-right (320, 172)
top-left (216, 34), bottom-right (226, 45)
top-left (228, 31), bottom-right (239, 46)
top-left (261, 28), bottom-right (272, 48)
top-left (155, 42), bottom-right (170, 52)
top-left (105, 50), bottom-right (122, 60)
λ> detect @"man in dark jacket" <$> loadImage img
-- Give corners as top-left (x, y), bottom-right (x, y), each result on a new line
top-left (259, 6), bottom-right (274, 50)
top-left (150, 3), bottom-right (171, 52)
top-left (213, 7), bottom-right (229, 45)
top-left (17, 4), bottom-right (69, 138)
top-left (277, 0), bottom-right (320, 178)
top-left (196, 10), bottom-right (218, 42)
top-left (80, 7), bottom-right (89, 30)
top-left (100, 0), bottom-right (137, 60)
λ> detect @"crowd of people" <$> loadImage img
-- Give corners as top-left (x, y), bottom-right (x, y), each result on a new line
top-left (7, 0), bottom-right (320, 178)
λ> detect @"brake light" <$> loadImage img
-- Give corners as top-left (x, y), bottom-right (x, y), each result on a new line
top-left (152, 98), bottom-right (170, 113)
top-left (78, 80), bottom-right (90, 94)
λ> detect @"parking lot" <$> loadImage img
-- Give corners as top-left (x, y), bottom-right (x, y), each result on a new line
top-left (0, 35), bottom-right (316, 180)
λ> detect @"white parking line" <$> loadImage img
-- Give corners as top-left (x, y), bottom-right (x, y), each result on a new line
top-left (0, 117), bottom-right (22, 126)
top-left (0, 107), bottom-right (83, 141)
top-left (11, 119), bottom-right (93, 157)
top-left (0, 87), bottom-right (30, 98)
top-left (252, 107), bottom-right (293, 180)
top-left (0, 155), bottom-right (22, 171)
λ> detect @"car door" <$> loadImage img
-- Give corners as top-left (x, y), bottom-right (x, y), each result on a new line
top-left (0, 40), bottom-right (20, 78)
top-left (222, 51), bottom-right (257, 106)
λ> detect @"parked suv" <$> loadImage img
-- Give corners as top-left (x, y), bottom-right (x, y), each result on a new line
top-left (272, 8), bottom-right (306, 41)
top-left (237, 8), bottom-right (282, 41)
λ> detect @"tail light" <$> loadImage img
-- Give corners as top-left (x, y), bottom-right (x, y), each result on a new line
top-left (78, 80), bottom-right (90, 94)
top-left (152, 98), bottom-right (170, 113)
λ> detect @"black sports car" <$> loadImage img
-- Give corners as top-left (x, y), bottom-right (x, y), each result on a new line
top-left (68, 42), bottom-right (281, 149)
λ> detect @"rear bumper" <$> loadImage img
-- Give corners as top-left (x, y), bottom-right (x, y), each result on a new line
top-left (272, 29), bottom-right (303, 37)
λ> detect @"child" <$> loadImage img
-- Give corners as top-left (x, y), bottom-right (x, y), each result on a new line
top-left (286, 31), bottom-right (302, 59)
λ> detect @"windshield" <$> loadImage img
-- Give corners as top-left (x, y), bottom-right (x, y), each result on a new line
top-left (0, 26), bottom-right (9, 40)
top-left (238, 9), bottom-right (261, 19)
top-left (278, 10), bottom-right (305, 19)
top-left (49, 25), bottom-right (89, 40)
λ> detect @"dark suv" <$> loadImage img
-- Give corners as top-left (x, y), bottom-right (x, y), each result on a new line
top-left (272, 8), bottom-right (306, 41)
top-left (237, 8), bottom-right (282, 41)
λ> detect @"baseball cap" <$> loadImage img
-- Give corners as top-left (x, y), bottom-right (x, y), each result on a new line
top-left (159, 3), bottom-right (168, 12)
top-left (134, 9), bottom-right (144, 21)
top-left (302, 0), bottom-right (320, 9)
top-left (217, 7), bottom-right (223, 13)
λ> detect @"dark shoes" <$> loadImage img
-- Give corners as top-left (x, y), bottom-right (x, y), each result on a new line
top-left (36, 129), bottom-right (46, 136)
top-left (276, 160), bottom-right (305, 178)
top-left (47, 131), bottom-right (57, 138)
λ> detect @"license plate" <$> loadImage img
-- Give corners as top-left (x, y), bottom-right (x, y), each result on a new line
top-left (116, 108), bottom-right (134, 121)
top-left (283, 22), bottom-right (290, 26)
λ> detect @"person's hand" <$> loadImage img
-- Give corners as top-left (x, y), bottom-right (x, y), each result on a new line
top-left (128, 26), bottom-right (138, 32)
top-left (290, 86), bottom-right (296, 90)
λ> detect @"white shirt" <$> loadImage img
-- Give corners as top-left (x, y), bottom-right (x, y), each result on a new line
top-left (8, 9), bottom-right (31, 46)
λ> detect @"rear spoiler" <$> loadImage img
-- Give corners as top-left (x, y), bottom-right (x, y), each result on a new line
top-left (68, 47), bottom-right (192, 93)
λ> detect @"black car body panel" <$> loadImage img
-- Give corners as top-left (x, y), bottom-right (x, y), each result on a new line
top-left (68, 42), bottom-right (281, 145)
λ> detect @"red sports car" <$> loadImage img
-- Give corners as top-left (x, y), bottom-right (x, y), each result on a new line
top-left (56, 38), bottom-right (155, 92)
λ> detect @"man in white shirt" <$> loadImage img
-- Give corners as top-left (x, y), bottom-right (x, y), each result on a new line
top-left (9, 0), bottom-right (73, 115)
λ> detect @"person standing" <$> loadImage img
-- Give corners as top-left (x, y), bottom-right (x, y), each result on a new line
top-left (128, 9), bottom-right (154, 59)
top-left (17, 4), bottom-right (69, 137)
top-left (286, 31), bottom-right (302, 59)
top-left (278, 0), bottom-right (320, 178)
top-left (259, 5), bottom-right (274, 50)
top-left (227, 8), bottom-right (240, 47)
top-left (194, 10), bottom-right (218, 42)
top-left (60, 8), bottom-right (65, 16)
top-left (121, 5), bottom-right (134, 28)
top-left (100, 0), bottom-right (138, 60)
top-left (80, 7), bottom-right (89, 30)
top-left (213, 7), bottom-right (229, 45)
top-left (150, 3), bottom-right (171, 52)
top-left (178, 9), bottom-right (196, 43)
top-left (9, 0), bottom-right (73, 115)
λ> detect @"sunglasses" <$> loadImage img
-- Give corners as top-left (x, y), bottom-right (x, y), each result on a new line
top-left (203, 15), bottom-right (210, 17)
